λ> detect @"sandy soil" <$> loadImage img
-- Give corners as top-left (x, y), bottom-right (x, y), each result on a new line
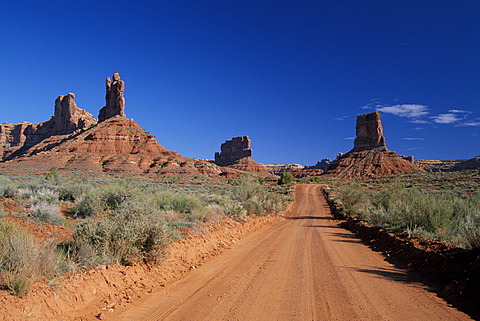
top-left (117, 184), bottom-right (470, 321)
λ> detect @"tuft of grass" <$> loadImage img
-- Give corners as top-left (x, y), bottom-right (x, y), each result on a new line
top-left (0, 220), bottom-right (65, 296)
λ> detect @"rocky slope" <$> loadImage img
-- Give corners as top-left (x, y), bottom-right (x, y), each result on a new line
top-left (326, 112), bottom-right (424, 179)
top-left (0, 73), bottom-right (236, 178)
top-left (0, 93), bottom-right (96, 161)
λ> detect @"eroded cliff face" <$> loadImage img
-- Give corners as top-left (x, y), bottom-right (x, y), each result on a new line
top-left (0, 73), bottom-right (236, 178)
top-left (0, 93), bottom-right (96, 160)
top-left (99, 72), bottom-right (126, 122)
top-left (326, 111), bottom-right (423, 179)
top-left (214, 136), bottom-right (268, 174)
top-left (353, 112), bottom-right (386, 151)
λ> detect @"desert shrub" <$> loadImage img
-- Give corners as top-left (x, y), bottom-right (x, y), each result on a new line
top-left (0, 220), bottom-right (63, 296)
top-left (278, 172), bottom-right (295, 185)
top-left (0, 177), bottom-right (17, 198)
top-left (149, 191), bottom-right (203, 214)
top-left (334, 183), bottom-right (480, 248)
top-left (66, 192), bottom-right (103, 218)
top-left (45, 167), bottom-right (59, 184)
top-left (73, 200), bottom-right (178, 265)
top-left (58, 182), bottom-right (92, 202)
top-left (66, 181), bottom-right (138, 218)
top-left (30, 202), bottom-right (64, 225)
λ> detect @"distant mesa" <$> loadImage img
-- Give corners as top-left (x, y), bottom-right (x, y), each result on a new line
top-left (263, 159), bottom-right (330, 178)
top-left (416, 156), bottom-right (480, 172)
top-left (326, 112), bottom-right (424, 179)
top-left (214, 136), bottom-right (268, 174)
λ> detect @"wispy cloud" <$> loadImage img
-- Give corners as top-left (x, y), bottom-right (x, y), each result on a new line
top-left (376, 104), bottom-right (429, 118)
top-left (402, 137), bottom-right (425, 141)
top-left (334, 116), bottom-right (348, 121)
top-left (410, 119), bottom-right (431, 124)
top-left (461, 120), bottom-right (480, 127)
top-left (449, 109), bottom-right (471, 114)
top-left (431, 113), bottom-right (463, 124)
top-left (344, 137), bottom-right (355, 140)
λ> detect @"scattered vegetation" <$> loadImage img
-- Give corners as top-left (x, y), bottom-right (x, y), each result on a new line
top-left (278, 172), bottom-right (295, 185)
top-left (0, 220), bottom-right (66, 296)
top-left (326, 170), bottom-right (480, 249)
top-left (0, 174), bottom-right (291, 295)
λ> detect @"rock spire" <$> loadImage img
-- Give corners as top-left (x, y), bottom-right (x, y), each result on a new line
top-left (99, 72), bottom-right (126, 122)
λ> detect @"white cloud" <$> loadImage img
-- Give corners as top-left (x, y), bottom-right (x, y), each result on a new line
top-left (461, 121), bottom-right (480, 127)
top-left (449, 109), bottom-right (471, 114)
top-left (402, 137), bottom-right (425, 141)
top-left (376, 104), bottom-right (429, 118)
top-left (431, 113), bottom-right (463, 124)
top-left (334, 116), bottom-right (348, 121)
top-left (410, 119), bottom-right (431, 124)
top-left (344, 137), bottom-right (355, 140)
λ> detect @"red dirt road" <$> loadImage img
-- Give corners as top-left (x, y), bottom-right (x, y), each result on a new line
top-left (118, 184), bottom-right (470, 320)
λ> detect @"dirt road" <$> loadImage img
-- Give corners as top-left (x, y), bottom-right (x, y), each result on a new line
top-left (119, 184), bottom-right (470, 320)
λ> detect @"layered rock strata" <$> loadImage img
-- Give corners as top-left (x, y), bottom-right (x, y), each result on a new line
top-left (0, 72), bottom-right (235, 178)
top-left (326, 112), bottom-right (423, 179)
top-left (416, 157), bottom-right (480, 172)
top-left (353, 112), bottom-right (386, 151)
top-left (214, 136), bottom-right (268, 174)
top-left (0, 93), bottom-right (96, 160)
top-left (263, 163), bottom-right (304, 175)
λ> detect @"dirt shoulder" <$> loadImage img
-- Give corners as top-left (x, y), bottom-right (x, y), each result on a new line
top-left (0, 215), bottom-right (281, 321)
top-left (324, 187), bottom-right (480, 319)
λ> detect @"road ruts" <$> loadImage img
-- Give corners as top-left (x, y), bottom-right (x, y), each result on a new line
top-left (118, 184), bottom-right (471, 321)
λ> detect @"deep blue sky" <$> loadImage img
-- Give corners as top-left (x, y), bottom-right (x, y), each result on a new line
top-left (1, 1), bottom-right (479, 164)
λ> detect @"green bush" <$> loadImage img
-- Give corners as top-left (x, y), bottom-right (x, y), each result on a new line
top-left (73, 201), bottom-right (178, 265)
top-left (278, 172), bottom-right (295, 185)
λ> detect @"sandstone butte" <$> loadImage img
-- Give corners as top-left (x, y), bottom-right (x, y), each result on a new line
top-left (0, 73), bottom-right (243, 178)
top-left (326, 111), bottom-right (424, 179)
top-left (214, 136), bottom-right (269, 174)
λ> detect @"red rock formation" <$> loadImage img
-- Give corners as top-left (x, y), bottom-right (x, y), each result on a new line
top-left (215, 136), bottom-right (252, 166)
top-left (0, 93), bottom-right (96, 161)
top-left (353, 112), bottom-right (386, 151)
top-left (416, 156), bottom-right (480, 172)
top-left (0, 116), bottom-right (227, 177)
top-left (263, 163), bottom-right (305, 175)
top-left (0, 72), bottom-right (239, 179)
top-left (286, 168), bottom-right (324, 178)
top-left (305, 158), bottom-right (332, 172)
top-left (99, 72), bottom-right (126, 122)
top-left (326, 112), bottom-right (424, 179)
top-left (214, 136), bottom-right (268, 174)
